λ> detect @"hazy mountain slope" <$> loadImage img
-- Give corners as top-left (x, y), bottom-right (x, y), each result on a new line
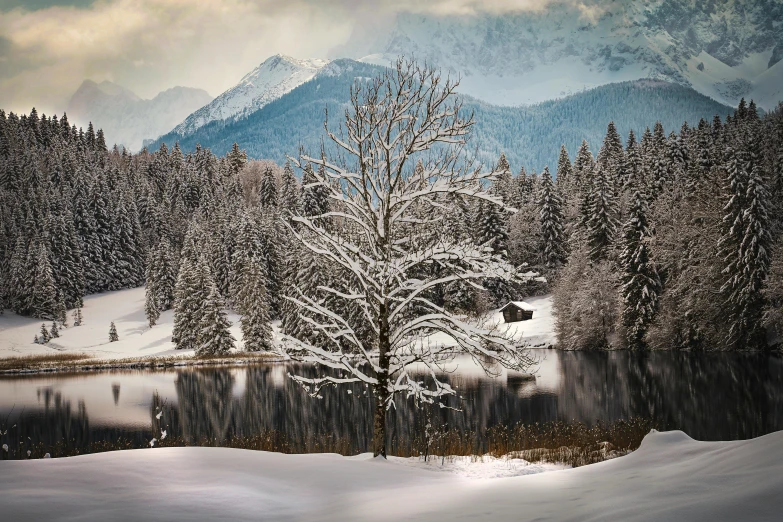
top-left (67, 80), bottom-right (212, 152)
top-left (171, 55), bottom-right (329, 137)
top-left (340, 0), bottom-right (783, 109)
top-left (152, 61), bottom-right (733, 171)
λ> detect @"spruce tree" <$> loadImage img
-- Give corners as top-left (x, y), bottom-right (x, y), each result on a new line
top-left (172, 255), bottom-right (209, 350)
top-left (50, 322), bottom-right (59, 339)
top-left (585, 164), bottom-right (620, 261)
top-left (258, 167), bottom-right (278, 210)
top-left (39, 323), bottom-right (50, 344)
top-left (238, 262), bottom-right (273, 352)
top-left (620, 186), bottom-right (661, 349)
top-left (719, 140), bottom-right (771, 350)
top-left (197, 283), bottom-right (235, 356)
top-left (538, 167), bottom-right (566, 267)
top-left (109, 321), bottom-right (119, 342)
top-left (279, 160), bottom-right (300, 214)
top-left (555, 145), bottom-right (572, 191)
top-left (29, 239), bottom-right (58, 319)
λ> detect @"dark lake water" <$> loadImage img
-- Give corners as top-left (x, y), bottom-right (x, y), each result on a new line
top-left (1, 350), bottom-right (782, 457)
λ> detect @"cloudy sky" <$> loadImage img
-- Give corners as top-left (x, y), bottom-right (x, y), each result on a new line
top-left (0, 0), bottom-right (563, 115)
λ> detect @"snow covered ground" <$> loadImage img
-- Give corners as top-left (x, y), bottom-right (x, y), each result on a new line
top-left (0, 287), bottom-right (556, 362)
top-left (1, 429), bottom-right (780, 521)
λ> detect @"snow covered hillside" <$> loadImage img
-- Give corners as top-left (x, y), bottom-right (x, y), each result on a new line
top-left (171, 55), bottom-right (329, 137)
top-left (341, 0), bottom-right (783, 109)
top-left (0, 287), bottom-right (248, 361)
top-left (2, 429), bottom-right (781, 521)
top-left (0, 287), bottom-right (555, 362)
top-left (66, 80), bottom-right (212, 152)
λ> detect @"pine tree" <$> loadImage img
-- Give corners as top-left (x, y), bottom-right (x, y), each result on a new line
top-left (145, 278), bottom-right (160, 328)
top-left (197, 283), bottom-right (235, 356)
top-left (493, 153), bottom-right (514, 205)
top-left (538, 166), bottom-right (566, 267)
top-left (719, 139), bottom-right (771, 350)
top-left (39, 323), bottom-right (50, 344)
top-left (238, 262), bottom-right (273, 352)
top-left (555, 145), bottom-right (572, 191)
top-left (172, 255), bottom-right (209, 350)
top-left (73, 308), bottom-right (83, 326)
top-left (620, 186), bottom-right (661, 349)
top-left (109, 321), bottom-right (119, 342)
top-left (585, 164), bottom-right (620, 261)
top-left (50, 322), bottom-right (59, 339)
top-left (279, 160), bottom-right (300, 214)
top-left (29, 239), bottom-right (58, 319)
top-left (258, 167), bottom-right (278, 210)
top-left (227, 142), bottom-right (247, 176)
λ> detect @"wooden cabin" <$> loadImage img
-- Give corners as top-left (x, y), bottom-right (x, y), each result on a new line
top-left (500, 301), bottom-right (535, 323)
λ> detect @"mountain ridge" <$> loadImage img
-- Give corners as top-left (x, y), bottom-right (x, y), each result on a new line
top-left (151, 60), bottom-right (734, 171)
top-left (67, 80), bottom-right (212, 152)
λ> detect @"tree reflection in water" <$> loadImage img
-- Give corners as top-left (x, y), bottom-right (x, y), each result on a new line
top-left (2, 351), bottom-right (782, 457)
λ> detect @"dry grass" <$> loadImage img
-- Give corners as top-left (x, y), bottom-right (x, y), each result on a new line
top-left (3, 418), bottom-right (660, 468)
top-left (0, 351), bottom-right (282, 374)
top-left (0, 352), bottom-right (93, 372)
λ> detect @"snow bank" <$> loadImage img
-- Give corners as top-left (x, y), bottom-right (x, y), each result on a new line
top-left (1, 429), bottom-right (780, 521)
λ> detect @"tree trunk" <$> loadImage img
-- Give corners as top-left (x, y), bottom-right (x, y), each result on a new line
top-left (373, 302), bottom-right (391, 458)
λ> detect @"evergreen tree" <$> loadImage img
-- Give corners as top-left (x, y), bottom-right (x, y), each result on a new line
top-left (238, 262), bottom-right (273, 352)
top-left (538, 166), bottom-right (566, 267)
top-left (719, 140), bottom-right (771, 350)
top-left (620, 186), bottom-right (661, 349)
top-left (50, 322), bottom-right (59, 339)
top-left (279, 160), bottom-right (300, 214)
top-left (39, 323), bottom-right (50, 344)
top-left (227, 142), bottom-right (247, 176)
top-left (73, 308), bottom-right (83, 326)
top-left (585, 164), bottom-right (620, 261)
top-left (197, 282), bottom-right (235, 356)
top-left (258, 167), bottom-right (278, 210)
top-left (555, 145), bottom-right (572, 191)
top-left (109, 321), bottom-right (119, 342)
top-left (29, 239), bottom-right (58, 319)
top-left (172, 255), bottom-right (210, 350)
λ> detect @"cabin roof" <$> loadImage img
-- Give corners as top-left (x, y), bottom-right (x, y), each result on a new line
top-left (500, 301), bottom-right (536, 312)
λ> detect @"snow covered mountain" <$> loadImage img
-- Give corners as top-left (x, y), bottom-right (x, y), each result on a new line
top-left (337, 0), bottom-right (783, 109)
top-left (171, 54), bottom-right (329, 137)
top-left (66, 80), bottom-right (212, 152)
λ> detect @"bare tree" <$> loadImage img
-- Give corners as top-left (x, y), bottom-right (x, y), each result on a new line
top-left (280, 58), bottom-right (534, 458)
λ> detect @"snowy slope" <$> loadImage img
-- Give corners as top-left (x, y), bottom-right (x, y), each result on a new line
top-left (1, 430), bottom-right (781, 521)
top-left (0, 287), bottom-right (264, 361)
top-left (66, 81), bottom-right (212, 152)
top-left (0, 288), bottom-right (554, 361)
top-left (171, 55), bottom-right (329, 136)
top-left (344, 0), bottom-right (783, 109)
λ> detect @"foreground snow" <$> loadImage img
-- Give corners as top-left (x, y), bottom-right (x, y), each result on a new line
top-left (0, 287), bottom-right (556, 361)
top-left (1, 430), bottom-right (780, 521)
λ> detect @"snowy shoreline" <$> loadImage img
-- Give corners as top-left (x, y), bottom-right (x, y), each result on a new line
top-left (1, 429), bottom-right (781, 521)
top-left (0, 287), bottom-right (557, 374)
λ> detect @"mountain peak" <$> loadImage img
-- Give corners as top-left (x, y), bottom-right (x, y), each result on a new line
top-left (172, 54), bottom-right (330, 136)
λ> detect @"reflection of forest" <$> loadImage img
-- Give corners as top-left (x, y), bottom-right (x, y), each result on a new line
top-left (4, 353), bottom-right (783, 459)
top-left (152, 353), bottom-right (783, 453)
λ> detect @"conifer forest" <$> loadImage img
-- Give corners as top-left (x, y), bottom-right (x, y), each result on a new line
top-left (1, 98), bottom-right (781, 354)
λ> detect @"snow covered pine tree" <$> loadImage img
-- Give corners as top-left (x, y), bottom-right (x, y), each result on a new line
top-left (280, 58), bottom-right (534, 458)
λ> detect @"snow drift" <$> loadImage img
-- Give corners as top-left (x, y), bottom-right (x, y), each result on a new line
top-left (1, 429), bottom-right (780, 521)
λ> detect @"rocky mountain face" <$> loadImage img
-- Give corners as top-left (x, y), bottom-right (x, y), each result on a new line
top-left (66, 80), bottom-right (212, 152)
top-left (171, 54), bottom-right (329, 137)
top-left (340, 0), bottom-right (783, 109)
